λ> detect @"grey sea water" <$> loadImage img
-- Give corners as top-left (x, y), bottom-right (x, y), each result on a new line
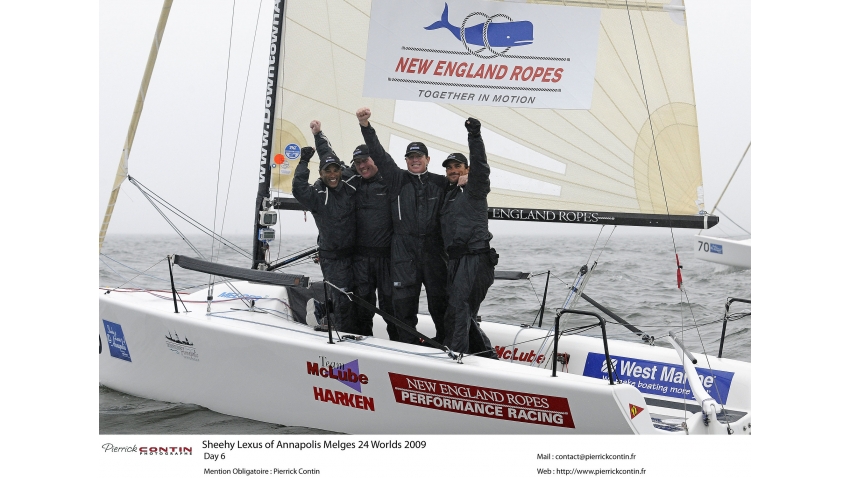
top-left (99, 232), bottom-right (750, 434)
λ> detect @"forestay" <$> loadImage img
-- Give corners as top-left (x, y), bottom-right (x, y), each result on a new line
top-left (267, 0), bottom-right (707, 225)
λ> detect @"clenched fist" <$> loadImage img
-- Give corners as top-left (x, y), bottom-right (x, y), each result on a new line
top-left (465, 117), bottom-right (481, 135)
top-left (309, 120), bottom-right (321, 135)
top-left (356, 107), bottom-right (371, 127)
top-left (300, 146), bottom-right (315, 162)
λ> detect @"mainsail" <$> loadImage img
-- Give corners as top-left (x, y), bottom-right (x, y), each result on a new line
top-left (266, 0), bottom-right (710, 227)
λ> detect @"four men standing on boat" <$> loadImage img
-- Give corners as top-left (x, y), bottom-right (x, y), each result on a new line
top-left (293, 108), bottom-right (497, 358)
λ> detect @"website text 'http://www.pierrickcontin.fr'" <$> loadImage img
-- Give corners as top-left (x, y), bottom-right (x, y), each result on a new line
top-left (536, 453), bottom-right (646, 475)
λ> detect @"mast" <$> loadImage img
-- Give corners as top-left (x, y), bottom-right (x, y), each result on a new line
top-left (98, 0), bottom-right (174, 252)
top-left (252, 0), bottom-right (286, 269)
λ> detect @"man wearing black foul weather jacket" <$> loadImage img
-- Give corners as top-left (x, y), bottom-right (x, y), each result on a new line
top-left (291, 146), bottom-right (357, 333)
top-left (310, 120), bottom-right (399, 341)
top-left (356, 107), bottom-right (449, 345)
top-left (439, 117), bottom-right (499, 359)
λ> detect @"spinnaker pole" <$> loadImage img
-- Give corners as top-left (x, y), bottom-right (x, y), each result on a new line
top-left (252, 0), bottom-right (286, 269)
top-left (98, 0), bottom-right (174, 252)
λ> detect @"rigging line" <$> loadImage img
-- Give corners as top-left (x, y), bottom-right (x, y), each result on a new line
top-left (136, 183), bottom-right (208, 259)
top-left (134, 181), bottom-right (252, 308)
top-left (128, 177), bottom-right (251, 259)
top-left (217, 0), bottom-right (265, 263)
top-left (585, 225), bottom-right (606, 265)
top-left (524, 277), bottom-right (544, 326)
top-left (274, 245), bottom-right (321, 259)
top-left (173, 277), bottom-right (237, 292)
top-left (527, 278), bottom-right (542, 305)
top-left (323, 0), bottom-right (345, 142)
top-left (272, 257), bottom-right (315, 269)
top-left (100, 256), bottom-right (166, 292)
top-left (209, 0), bottom-right (239, 299)
top-left (99, 252), bottom-right (168, 282)
top-left (624, 0), bottom-right (677, 249)
top-left (593, 225), bottom-right (618, 263)
top-left (715, 208), bottom-right (751, 235)
top-left (709, 142), bottom-right (751, 216)
top-left (100, 253), bottom-right (192, 289)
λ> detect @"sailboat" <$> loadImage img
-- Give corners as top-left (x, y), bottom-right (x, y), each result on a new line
top-left (694, 143), bottom-right (751, 269)
top-left (99, 0), bottom-right (750, 435)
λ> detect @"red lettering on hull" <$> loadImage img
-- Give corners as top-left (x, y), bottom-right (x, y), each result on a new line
top-left (387, 373), bottom-right (574, 428)
top-left (312, 386), bottom-right (375, 412)
top-left (306, 361), bottom-right (369, 385)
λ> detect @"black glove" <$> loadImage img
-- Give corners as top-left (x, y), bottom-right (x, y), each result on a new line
top-left (465, 117), bottom-right (481, 135)
top-left (300, 146), bottom-right (315, 161)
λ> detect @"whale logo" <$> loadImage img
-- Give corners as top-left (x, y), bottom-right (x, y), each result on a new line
top-left (425, 3), bottom-right (534, 58)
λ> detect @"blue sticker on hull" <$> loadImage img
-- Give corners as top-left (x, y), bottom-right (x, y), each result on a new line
top-left (709, 243), bottom-right (723, 254)
top-left (103, 320), bottom-right (132, 362)
top-left (582, 353), bottom-right (734, 404)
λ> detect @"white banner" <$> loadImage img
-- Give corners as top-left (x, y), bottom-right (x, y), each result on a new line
top-left (363, 0), bottom-right (601, 109)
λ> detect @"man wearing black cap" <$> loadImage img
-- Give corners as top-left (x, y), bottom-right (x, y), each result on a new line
top-left (440, 117), bottom-right (499, 358)
top-left (309, 120), bottom-right (398, 340)
top-left (291, 145), bottom-right (357, 333)
top-left (356, 107), bottom-right (449, 345)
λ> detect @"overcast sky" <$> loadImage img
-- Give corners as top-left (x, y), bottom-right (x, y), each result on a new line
top-left (99, 0), bottom-right (750, 239)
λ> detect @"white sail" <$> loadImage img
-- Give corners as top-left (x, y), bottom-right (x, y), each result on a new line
top-left (271, 0), bottom-right (703, 218)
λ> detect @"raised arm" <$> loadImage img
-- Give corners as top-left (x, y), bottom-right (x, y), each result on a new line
top-left (465, 117), bottom-right (490, 198)
top-left (291, 146), bottom-right (320, 212)
top-left (357, 107), bottom-right (401, 175)
top-left (310, 120), bottom-right (354, 183)
top-left (310, 120), bottom-right (337, 158)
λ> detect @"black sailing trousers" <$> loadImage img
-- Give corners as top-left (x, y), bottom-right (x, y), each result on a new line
top-left (443, 252), bottom-right (498, 357)
top-left (392, 256), bottom-right (448, 345)
top-left (352, 255), bottom-right (399, 340)
top-left (319, 257), bottom-right (354, 333)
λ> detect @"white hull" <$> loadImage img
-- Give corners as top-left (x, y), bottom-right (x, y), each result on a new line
top-left (100, 281), bottom-right (750, 435)
top-left (694, 236), bottom-right (751, 269)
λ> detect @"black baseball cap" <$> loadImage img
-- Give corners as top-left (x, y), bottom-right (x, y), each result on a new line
top-left (405, 142), bottom-right (429, 157)
top-left (352, 144), bottom-right (370, 161)
top-left (441, 152), bottom-right (468, 167)
top-left (319, 153), bottom-right (344, 170)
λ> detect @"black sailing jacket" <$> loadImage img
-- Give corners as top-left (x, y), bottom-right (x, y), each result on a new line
top-left (360, 124), bottom-right (448, 287)
top-left (314, 132), bottom-right (392, 251)
top-left (291, 158), bottom-right (357, 254)
top-left (440, 131), bottom-right (493, 250)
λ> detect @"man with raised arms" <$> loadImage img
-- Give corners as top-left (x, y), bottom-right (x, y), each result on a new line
top-left (439, 117), bottom-right (499, 359)
top-left (309, 120), bottom-right (398, 340)
top-left (291, 144), bottom-right (356, 333)
top-left (356, 107), bottom-right (449, 345)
